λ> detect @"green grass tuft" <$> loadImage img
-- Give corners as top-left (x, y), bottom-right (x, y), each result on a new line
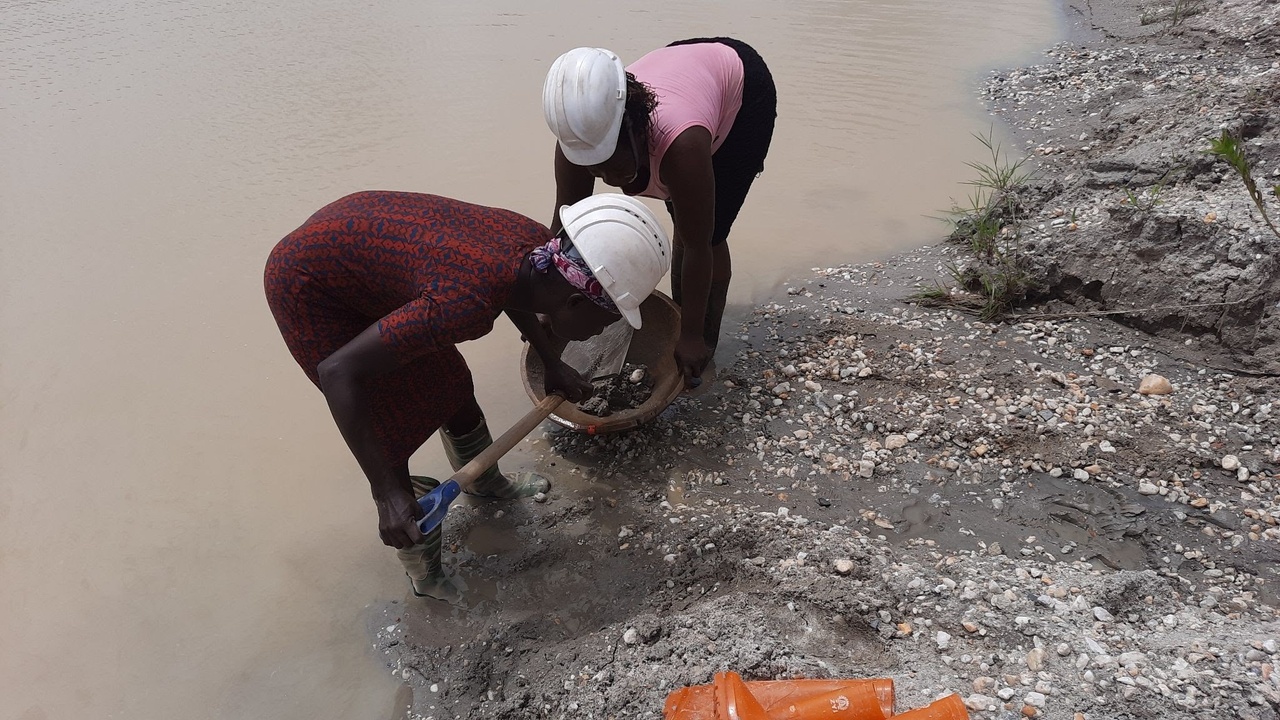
top-left (1207, 130), bottom-right (1280, 240)
top-left (913, 130), bottom-right (1040, 320)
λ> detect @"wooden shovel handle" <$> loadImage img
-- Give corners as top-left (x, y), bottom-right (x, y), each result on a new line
top-left (448, 394), bottom-right (565, 489)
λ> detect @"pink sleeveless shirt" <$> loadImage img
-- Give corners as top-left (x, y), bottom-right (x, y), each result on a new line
top-left (627, 43), bottom-right (745, 201)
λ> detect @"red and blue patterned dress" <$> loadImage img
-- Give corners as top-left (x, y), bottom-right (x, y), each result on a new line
top-left (264, 191), bottom-right (550, 465)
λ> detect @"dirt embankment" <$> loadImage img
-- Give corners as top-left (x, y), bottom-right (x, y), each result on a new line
top-left (985, 0), bottom-right (1280, 373)
top-left (372, 2), bottom-right (1280, 719)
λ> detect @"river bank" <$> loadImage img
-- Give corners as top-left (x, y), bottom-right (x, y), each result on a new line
top-left (375, 2), bottom-right (1280, 718)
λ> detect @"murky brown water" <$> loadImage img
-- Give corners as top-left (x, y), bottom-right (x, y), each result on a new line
top-left (0, 1), bottom-right (1059, 717)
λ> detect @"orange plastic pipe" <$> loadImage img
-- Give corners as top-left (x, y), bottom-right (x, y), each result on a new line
top-left (754, 680), bottom-right (894, 717)
top-left (767, 683), bottom-right (887, 719)
top-left (888, 694), bottom-right (969, 720)
top-left (665, 678), bottom-right (896, 720)
top-left (714, 672), bottom-right (771, 720)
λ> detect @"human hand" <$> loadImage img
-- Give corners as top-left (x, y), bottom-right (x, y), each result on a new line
top-left (674, 335), bottom-right (711, 388)
top-left (544, 360), bottom-right (594, 403)
top-left (375, 488), bottom-right (426, 549)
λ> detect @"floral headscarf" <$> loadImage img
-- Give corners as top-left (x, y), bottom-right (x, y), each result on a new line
top-left (530, 235), bottom-right (618, 313)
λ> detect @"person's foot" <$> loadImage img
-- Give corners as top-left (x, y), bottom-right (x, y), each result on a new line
top-left (407, 572), bottom-right (463, 603)
top-left (465, 470), bottom-right (550, 499)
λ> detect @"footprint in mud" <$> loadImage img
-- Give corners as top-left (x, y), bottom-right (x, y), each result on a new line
top-left (879, 474), bottom-right (1163, 572)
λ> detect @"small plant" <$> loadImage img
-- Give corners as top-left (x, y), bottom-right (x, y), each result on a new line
top-left (1140, 0), bottom-right (1207, 29)
top-left (1121, 166), bottom-right (1180, 211)
top-left (1207, 130), bottom-right (1280, 240)
top-left (912, 283), bottom-right (952, 303)
top-left (963, 130), bottom-right (1035, 195)
top-left (911, 130), bottom-right (1040, 320)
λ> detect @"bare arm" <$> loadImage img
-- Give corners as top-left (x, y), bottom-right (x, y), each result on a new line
top-left (504, 309), bottom-right (592, 402)
top-left (317, 323), bottom-right (424, 549)
top-left (550, 143), bottom-right (596, 235)
top-left (661, 126), bottom-right (716, 384)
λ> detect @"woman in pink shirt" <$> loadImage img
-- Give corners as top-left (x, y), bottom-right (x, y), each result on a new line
top-left (544, 38), bottom-right (777, 386)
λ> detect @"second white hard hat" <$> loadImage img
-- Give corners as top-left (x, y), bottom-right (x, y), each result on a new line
top-left (543, 47), bottom-right (627, 167)
top-left (560, 194), bottom-right (671, 329)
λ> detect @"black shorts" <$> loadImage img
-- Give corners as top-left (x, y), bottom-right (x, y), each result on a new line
top-left (665, 37), bottom-right (777, 247)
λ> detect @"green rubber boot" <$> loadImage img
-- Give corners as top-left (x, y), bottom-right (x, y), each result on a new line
top-left (397, 476), bottom-right (450, 600)
top-left (441, 418), bottom-right (551, 499)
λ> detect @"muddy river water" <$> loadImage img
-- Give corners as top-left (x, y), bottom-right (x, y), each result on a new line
top-left (0, 1), bottom-right (1060, 717)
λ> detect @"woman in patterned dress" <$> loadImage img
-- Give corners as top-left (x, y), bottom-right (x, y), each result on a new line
top-left (265, 190), bottom-right (669, 598)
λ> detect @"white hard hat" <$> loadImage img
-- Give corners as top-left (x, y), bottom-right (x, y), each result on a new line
top-left (543, 47), bottom-right (627, 167)
top-left (560, 194), bottom-right (671, 329)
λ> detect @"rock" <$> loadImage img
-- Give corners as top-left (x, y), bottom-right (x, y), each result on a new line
top-left (965, 694), bottom-right (997, 712)
top-left (792, 429), bottom-right (811, 440)
top-left (834, 558), bottom-right (855, 575)
top-left (1056, 643), bottom-right (1073, 657)
top-left (628, 368), bottom-right (646, 383)
top-left (1024, 691), bottom-right (1047, 708)
top-left (1073, 468), bottom-right (1090, 481)
top-left (963, 621), bottom-right (980, 633)
top-left (1099, 440), bottom-right (1116, 453)
top-left (885, 434), bottom-right (908, 450)
top-left (1138, 374), bottom-right (1172, 395)
top-left (1119, 651), bottom-right (1147, 667)
top-left (1093, 606), bottom-right (1115, 622)
top-left (1138, 481), bottom-right (1160, 495)
top-left (622, 628), bottom-right (639, 645)
top-left (857, 459), bottom-right (876, 478)
top-left (1221, 454), bottom-right (1241, 471)
top-left (937, 631), bottom-right (952, 650)
top-left (998, 687), bottom-right (1017, 701)
top-left (1027, 647), bottom-right (1048, 671)
top-left (533, 492), bottom-right (548, 503)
